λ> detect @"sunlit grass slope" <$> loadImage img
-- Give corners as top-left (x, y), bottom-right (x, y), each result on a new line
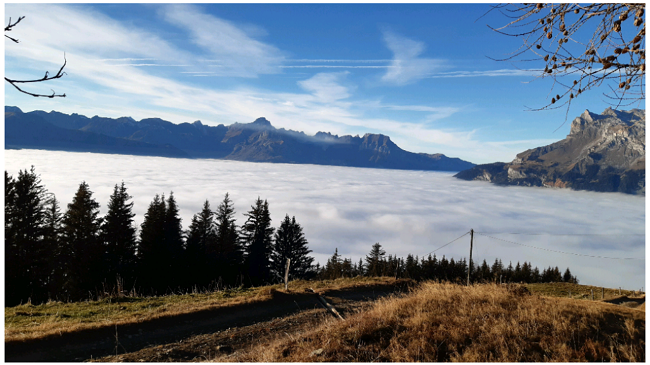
top-left (5, 277), bottom-right (396, 342)
top-left (247, 282), bottom-right (645, 362)
top-left (524, 281), bottom-right (641, 300)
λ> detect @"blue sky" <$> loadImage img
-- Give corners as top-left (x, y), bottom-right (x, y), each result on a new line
top-left (4, 3), bottom-right (645, 163)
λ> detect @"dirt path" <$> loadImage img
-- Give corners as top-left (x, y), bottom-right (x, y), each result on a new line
top-left (604, 295), bottom-right (645, 311)
top-left (5, 282), bottom-right (412, 362)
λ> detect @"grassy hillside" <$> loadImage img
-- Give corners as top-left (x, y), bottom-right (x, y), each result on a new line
top-left (524, 282), bottom-right (641, 300)
top-left (4, 277), bottom-right (396, 342)
top-left (234, 282), bottom-right (645, 362)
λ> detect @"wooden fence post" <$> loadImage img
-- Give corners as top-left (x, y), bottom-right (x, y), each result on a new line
top-left (602, 287), bottom-right (604, 300)
top-left (591, 289), bottom-right (594, 301)
top-left (284, 258), bottom-right (291, 291)
top-left (568, 290), bottom-right (571, 299)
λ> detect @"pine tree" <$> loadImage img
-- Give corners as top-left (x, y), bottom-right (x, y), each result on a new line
top-left (479, 259), bottom-right (491, 282)
top-left (42, 195), bottom-right (63, 300)
top-left (505, 261), bottom-right (514, 282)
top-left (5, 171), bottom-right (19, 304)
top-left (138, 194), bottom-right (167, 294)
top-left (440, 255), bottom-right (450, 281)
top-left (163, 192), bottom-right (184, 289)
top-left (341, 258), bottom-right (353, 278)
top-left (521, 261), bottom-right (532, 283)
top-left (562, 267), bottom-right (573, 283)
top-left (241, 198), bottom-right (274, 285)
top-left (324, 248), bottom-right (342, 279)
top-left (101, 182), bottom-right (137, 291)
top-left (211, 193), bottom-right (242, 286)
top-left (405, 254), bottom-right (417, 279)
top-left (532, 266), bottom-right (541, 283)
top-left (61, 182), bottom-right (104, 301)
top-left (5, 168), bottom-right (52, 305)
top-left (365, 243), bottom-right (386, 277)
top-left (491, 258), bottom-right (504, 282)
top-left (357, 258), bottom-right (364, 276)
top-left (270, 215), bottom-right (314, 281)
top-left (514, 262), bottom-right (522, 282)
top-left (137, 192), bottom-right (185, 294)
top-left (184, 200), bottom-right (215, 288)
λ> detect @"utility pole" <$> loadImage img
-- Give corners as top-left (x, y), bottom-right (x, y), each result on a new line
top-left (467, 229), bottom-right (474, 286)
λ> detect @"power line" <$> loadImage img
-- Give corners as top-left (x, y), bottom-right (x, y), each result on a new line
top-left (475, 231), bottom-right (644, 237)
top-left (476, 232), bottom-right (644, 261)
top-left (422, 231), bottom-right (470, 257)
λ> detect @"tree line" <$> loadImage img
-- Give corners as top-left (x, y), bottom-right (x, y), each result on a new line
top-left (317, 242), bottom-right (579, 285)
top-left (5, 167), bottom-right (314, 306)
top-left (5, 167), bottom-right (580, 307)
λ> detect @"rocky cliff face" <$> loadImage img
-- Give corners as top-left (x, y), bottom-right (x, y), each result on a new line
top-left (455, 108), bottom-right (645, 194)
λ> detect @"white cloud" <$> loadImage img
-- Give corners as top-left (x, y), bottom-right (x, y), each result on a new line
top-left (160, 4), bottom-right (284, 77)
top-left (298, 72), bottom-right (352, 102)
top-left (280, 65), bottom-right (392, 69)
top-left (5, 4), bottom-right (191, 63)
top-left (429, 69), bottom-right (537, 78)
top-left (288, 59), bottom-right (392, 63)
top-left (5, 150), bottom-right (645, 290)
top-left (381, 31), bottom-right (447, 85)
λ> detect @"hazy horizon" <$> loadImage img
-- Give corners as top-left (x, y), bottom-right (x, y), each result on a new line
top-left (5, 149), bottom-right (644, 290)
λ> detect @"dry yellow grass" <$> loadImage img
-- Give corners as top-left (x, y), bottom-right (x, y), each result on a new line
top-left (4, 277), bottom-right (398, 343)
top-left (524, 281), bottom-right (641, 300)
top-left (238, 281), bottom-right (645, 362)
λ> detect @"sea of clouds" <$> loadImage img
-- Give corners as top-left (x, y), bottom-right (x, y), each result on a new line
top-left (5, 149), bottom-right (645, 289)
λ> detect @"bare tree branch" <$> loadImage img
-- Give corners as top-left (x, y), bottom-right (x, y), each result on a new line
top-left (486, 3), bottom-right (645, 114)
top-left (5, 16), bottom-right (24, 43)
top-left (5, 15), bottom-right (67, 98)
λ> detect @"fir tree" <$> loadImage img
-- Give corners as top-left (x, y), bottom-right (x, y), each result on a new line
top-left (137, 194), bottom-right (167, 294)
top-left (514, 262), bottom-right (522, 282)
top-left (42, 195), bottom-right (63, 300)
top-left (184, 200), bottom-right (215, 288)
top-left (324, 248), bottom-right (342, 279)
top-left (270, 215), bottom-right (314, 281)
top-left (5, 168), bottom-right (50, 304)
top-left (163, 192), bottom-right (184, 289)
top-left (241, 198), bottom-right (274, 285)
top-left (341, 258), bottom-right (353, 278)
top-left (101, 182), bottom-right (137, 290)
top-left (562, 267), bottom-right (573, 283)
top-left (211, 193), bottom-right (242, 285)
top-left (61, 182), bottom-right (104, 301)
top-left (357, 258), bottom-right (365, 276)
top-left (365, 243), bottom-right (386, 277)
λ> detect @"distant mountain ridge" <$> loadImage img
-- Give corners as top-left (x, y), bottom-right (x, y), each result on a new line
top-left (455, 108), bottom-right (645, 195)
top-left (5, 106), bottom-right (475, 172)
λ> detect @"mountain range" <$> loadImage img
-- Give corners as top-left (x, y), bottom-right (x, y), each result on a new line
top-left (4, 106), bottom-right (475, 172)
top-left (455, 108), bottom-right (645, 195)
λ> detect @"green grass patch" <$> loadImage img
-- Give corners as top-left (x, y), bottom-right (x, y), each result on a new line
top-left (5, 277), bottom-right (400, 342)
top-left (5, 286), bottom-right (263, 341)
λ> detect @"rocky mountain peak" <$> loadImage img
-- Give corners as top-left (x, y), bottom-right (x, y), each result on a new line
top-left (570, 108), bottom-right (644, 136)
top-left (457, 108), bottom-right (645, 195)
top-left (252, 117), bottom-right (273, 127)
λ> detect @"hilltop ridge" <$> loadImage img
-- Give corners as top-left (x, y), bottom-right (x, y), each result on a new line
top-left (5, 107), bottom-right (475, 172)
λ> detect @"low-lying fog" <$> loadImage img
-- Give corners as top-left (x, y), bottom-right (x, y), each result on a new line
top-left (5, 149), bottom-right (645, 289)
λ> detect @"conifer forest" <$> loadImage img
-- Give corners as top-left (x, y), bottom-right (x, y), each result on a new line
top-left (5, 167), bottom-right (578, 306)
